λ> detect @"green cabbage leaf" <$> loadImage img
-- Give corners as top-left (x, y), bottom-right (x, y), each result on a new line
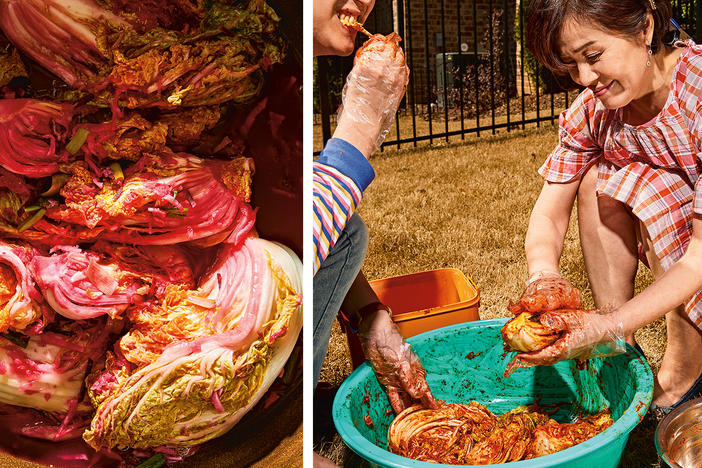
top-left (84, 237), bottom-right (302, 450)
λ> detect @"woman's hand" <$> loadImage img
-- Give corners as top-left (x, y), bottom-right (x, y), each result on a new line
top-left (358, 307), bottom-right (438, 414)
top-left (512, 271), bottom-right (582, 313)
top-left (333, 33), bottom-right (409, 157)
top-left (514, 308), bottom-right (626, 366)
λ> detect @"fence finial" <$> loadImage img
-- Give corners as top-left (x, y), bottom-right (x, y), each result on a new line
top-left (649, 0), bottom-right (657, 10)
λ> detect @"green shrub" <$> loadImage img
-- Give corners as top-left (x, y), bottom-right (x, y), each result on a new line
top-left (313, 57), bottom-right (345, 115)
top-left (445, 9), bottom-right (509, 117)
top-left (514, 0), bottom-right (564, 94)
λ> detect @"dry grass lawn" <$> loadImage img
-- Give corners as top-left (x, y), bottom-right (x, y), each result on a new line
top-left (315, 126), bottom-right (666, 467)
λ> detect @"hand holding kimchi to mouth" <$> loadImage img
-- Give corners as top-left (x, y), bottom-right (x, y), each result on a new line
top-left (501, 272), bottom-right (626, 376)
top-left (334, 32), bottom-right (409, 156)
top-left (0, 0), bottom-right (301, 465)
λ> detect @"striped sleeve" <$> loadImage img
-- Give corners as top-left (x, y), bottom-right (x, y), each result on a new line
top-left (313, 138), bottom-right (375, 275)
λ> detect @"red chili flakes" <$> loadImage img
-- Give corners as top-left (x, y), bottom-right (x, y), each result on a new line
top-left (362, 394), bottom-right (370, 408)
top-left (465, 351), bottom-right (482, 359)
top-left (385, 409), bottom-right (394, 416)
top-left (364, 414), bottom-right (374, 428)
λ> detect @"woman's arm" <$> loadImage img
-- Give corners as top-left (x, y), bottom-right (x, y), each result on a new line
top-left (525, 178), bottom-right (581, 276)
top-left (518, 214), bottom-right (702, 365)
top-left (614, 214), bottom-right (702, 334)
top-left (312, 140), bottom-right (374, 275)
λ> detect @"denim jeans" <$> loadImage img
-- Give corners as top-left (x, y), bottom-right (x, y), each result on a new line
top-left (313, 213), bottom-right (369, 388)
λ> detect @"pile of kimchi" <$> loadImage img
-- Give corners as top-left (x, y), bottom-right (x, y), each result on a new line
top-left (0, 0), bottom-right (301, 465)
top-left (388, 402), bottom-right (614, 464)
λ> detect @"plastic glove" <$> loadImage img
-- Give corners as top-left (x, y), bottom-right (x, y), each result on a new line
top-left (358, 308), bottom-right (439, 414)
top-left (334, 33), bottom-right (409, 157)
top-left (509, 271), bottom-right (582, 314)
top-left (506, 308), bottom-right (626, 375)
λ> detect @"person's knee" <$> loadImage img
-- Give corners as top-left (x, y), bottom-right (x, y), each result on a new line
top-left (577, 164), bottom-right (599, 205)
top-left (577, 165), bottom-right (629, 222)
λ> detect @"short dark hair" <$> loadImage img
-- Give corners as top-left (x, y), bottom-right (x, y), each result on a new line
top-left (526, 0), bottom-right (672, 76)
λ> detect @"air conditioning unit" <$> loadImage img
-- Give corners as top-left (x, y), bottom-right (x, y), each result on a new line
top-left (436, 51), bottom-right (488, 108)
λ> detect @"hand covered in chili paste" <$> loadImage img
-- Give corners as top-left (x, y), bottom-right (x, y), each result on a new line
top-left (509, 271), bottom-right (582, 314)
top-left (509, 308), bottom-right (626, 370)
top-left (358, 307), bottom-right (439, 414)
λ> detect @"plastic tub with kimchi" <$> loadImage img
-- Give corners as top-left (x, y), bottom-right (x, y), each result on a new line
top-left (332, 319), bottom-right (653, 468)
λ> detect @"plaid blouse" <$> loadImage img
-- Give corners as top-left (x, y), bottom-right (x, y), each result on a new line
top-left (539, 42), bottom-right (702, 326)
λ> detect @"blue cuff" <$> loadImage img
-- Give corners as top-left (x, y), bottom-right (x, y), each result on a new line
top-left (317, 138), bottom-right (375, 192)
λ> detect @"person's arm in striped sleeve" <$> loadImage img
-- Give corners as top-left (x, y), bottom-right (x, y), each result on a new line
top-left (312, 138), bottom-right (375, 275)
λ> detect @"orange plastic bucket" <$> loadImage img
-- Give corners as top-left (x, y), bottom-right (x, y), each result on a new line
top-left (341, 268), bottom-right (480, 368)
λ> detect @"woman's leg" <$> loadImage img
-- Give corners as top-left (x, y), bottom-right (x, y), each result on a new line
top-left (576, 165), bottom-right (639, 342)
top-left (637, 216), bottom-right (702, 407)
top-left (654, 307), bottom-right (702, 406)
top-left (578, 165), bottom-right (702, 406)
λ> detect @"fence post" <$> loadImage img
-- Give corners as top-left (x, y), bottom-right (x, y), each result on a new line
top-left (406, 0), bottom-right (418, 147)
top-left (423, 0), bottom-right (433, 144)
top-left (317, 58), bottom-right (332, 146)
top-left (397, 0), bottom-right (406, 46)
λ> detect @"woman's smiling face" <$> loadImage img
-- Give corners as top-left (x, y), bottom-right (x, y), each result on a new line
top-left (313, 0), bottom-right (375, 57)
top-left (558, 15), bottom-right (652, 109)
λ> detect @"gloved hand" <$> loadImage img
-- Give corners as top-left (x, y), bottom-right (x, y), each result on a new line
top-left (358, 307), bottom-right (439, 414)
top-left (334, 33), bottom-right (409, 157)
top-left (510, 271), bottom-right (582, 314)
top-left (508, 308), bottom-right (626, 371)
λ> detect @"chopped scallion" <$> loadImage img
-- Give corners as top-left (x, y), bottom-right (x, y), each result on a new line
top-left (18, 208), bottom-right (46, 232)
top-left (109, 162), bottom-right (124, 180)
top-left (165, 207), bottom-right (188, 219)
top-left (135, 454), bottom-right (166, 468)
top-left (65, 128), bottom-right (90, 155)
top-left (1, 331), bottom-right (29, 348)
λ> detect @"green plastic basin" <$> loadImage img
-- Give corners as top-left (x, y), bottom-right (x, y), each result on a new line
top-left (332, 319), bottom-right (653, 468)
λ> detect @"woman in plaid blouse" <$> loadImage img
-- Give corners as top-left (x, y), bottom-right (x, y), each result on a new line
top-left (513, 0), bottom-right (702, 415)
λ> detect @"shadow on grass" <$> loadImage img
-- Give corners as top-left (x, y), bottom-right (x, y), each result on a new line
top-left (313, 382), bottom-right (367, 467)
top-left (620, 412), bottom-right (662, 468)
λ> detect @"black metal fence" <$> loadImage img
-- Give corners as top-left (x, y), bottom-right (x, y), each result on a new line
top-left (314, 0), bottom-right (702, 154)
